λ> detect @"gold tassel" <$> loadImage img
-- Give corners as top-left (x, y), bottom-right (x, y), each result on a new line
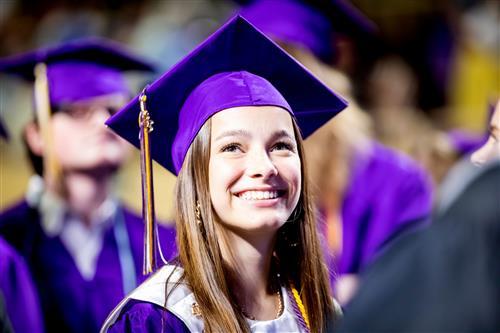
top-left (33, 63), bottom-right (61, 191)
top-left (138, 87), bottom-right (164, 275)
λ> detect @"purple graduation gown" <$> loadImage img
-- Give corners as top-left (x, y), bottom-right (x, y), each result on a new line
top-left (0, 237), bottom-right (44, 333)
top-left (102, 263), bottom-right (316, 333)
top-left (0, 200), bottom-right (177, 333)
top-left (108, 300), bottom-right (190, 333)
top-left (332, 142), bottom-right (433, 275)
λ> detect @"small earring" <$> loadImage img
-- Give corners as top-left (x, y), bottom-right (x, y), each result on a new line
top-left (195, 201), bottom-right (202, 226)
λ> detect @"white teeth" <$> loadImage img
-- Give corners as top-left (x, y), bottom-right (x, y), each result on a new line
top-left (239, 190), bottom-right (279, 200)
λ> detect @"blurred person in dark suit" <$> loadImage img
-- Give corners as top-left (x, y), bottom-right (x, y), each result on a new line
top-left (337, 157), bottom-right (500, 332)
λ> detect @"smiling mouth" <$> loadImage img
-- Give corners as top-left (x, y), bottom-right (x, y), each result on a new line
top-left (237, 190), bottom-right (286, 201)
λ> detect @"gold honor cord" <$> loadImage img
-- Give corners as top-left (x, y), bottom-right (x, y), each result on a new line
top-left (34, 63), bottom-right (61, 191)
top-left (291, 285), bottom-right (310, 330)
top-left (139, 87), bottom-right (166, 275)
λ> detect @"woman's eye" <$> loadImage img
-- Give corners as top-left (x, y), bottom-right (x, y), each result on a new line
top-left (272, 141), bottom-right (295, 152)
top-left (220, 143), bottom-right (242, 153)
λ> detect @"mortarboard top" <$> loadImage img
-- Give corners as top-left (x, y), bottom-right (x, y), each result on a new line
top-left (238, 0), bottom-right (377, 63)
top-left (0, 37), bottom-right (156, 106)
top-left (106, 15), bottom-right (348, 175)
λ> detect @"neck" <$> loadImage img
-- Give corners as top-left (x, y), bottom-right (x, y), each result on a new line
top-left (47, 170), bottom-right (114, 226)
top-left (219, 229), bottom-right (280, 320)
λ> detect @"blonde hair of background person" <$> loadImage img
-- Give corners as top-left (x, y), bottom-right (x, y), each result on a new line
top-left (284, 44), bottom-right (371, 210)
top-left (368, 55), bottom-right (459, 186)
top-left (279, 44), bottom-right (374, 304)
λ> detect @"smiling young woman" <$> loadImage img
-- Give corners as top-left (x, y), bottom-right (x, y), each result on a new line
top-left (101, 16), bottom-right (347, 333)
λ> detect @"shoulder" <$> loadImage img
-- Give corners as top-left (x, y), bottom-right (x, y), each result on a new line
top-left (0, 237), bottom-right (23, 265)
top-left (0, 200), bottom-right (40, 251)
top-left (0, 200), bottom-right (36, 226)
top-left (107, 299), bottom-right (190, 333)
top-left (0, 237), bottom-right (30, 281)
top-left (102, 265), bottom-right (201, 333)
top-left (120, 207), bottom-right (144, 228)
top-left (363, 143), bottom-right (433, 207)
top-left (367, 142), bottom-right (430, 182)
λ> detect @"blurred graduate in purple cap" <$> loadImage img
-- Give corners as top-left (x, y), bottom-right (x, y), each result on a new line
top-left (0, 38), bottom-right (177, 333)
top-left (101, 15), bottom-right (347, 333)
top-left (0, 122), bottom-right (44, 333)
top-left (239, 0), bottom-right (433, 304)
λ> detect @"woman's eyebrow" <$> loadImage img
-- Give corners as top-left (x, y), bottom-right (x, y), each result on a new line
top-left (270, 129), bottom-right (295, 141)
top-left (214, 129), bottom-right (294, 142)
top-left (214, 129), bottom-right (251, 141)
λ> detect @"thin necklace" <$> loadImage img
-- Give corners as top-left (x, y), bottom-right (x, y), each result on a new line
top-left (240, 288), bottom-right (283, 321)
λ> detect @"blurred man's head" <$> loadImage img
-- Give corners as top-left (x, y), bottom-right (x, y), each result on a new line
top-left (24, 93), bottom-right (131, 175)
top-left (0, 38), bottom-right (155, 177)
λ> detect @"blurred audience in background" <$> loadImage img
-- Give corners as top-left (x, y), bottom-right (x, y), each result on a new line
top-left (366, 54), bottom-right (461, 186)
top-left (0, 0), bottom-right (498, 330)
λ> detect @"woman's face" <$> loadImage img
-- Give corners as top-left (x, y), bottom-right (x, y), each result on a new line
top-left (208, 106), bottom-right (301, 235)
top-left (471, 103), bottom-right (500, 166)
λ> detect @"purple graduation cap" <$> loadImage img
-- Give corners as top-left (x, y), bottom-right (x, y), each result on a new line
top-left (0, 37), bottom-right (155, 107)
top-left (238, 0), bottom-right (376, 63)
top-left (106, 15), bottom-right (348, 176)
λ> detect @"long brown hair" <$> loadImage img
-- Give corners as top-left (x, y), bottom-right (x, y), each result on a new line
top-left (172, 114), bottom-right (334, 333)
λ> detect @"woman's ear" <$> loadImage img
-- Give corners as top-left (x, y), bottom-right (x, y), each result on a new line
top-left (24, 121), bottom-right (44, 156)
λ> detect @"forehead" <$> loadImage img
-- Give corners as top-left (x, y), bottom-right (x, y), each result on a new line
top-left (210, 106), bottom-right (295, 137)
top-left (59, 93), bottom-right (129, 108)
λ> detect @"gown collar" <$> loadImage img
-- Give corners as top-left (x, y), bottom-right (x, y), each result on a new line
top-left (101, 265), bottom-right (306, 333)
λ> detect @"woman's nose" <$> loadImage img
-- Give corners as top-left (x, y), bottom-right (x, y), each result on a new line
top-left (246, 149), bottom-right (278, 179)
